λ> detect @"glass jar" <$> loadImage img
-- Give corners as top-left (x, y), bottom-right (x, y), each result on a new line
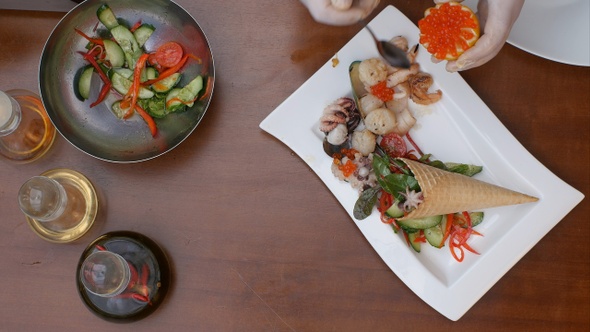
top-left (0, 89), bottom-right (56, 162)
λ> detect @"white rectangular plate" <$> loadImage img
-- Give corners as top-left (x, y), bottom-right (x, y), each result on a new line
top-left (259, 5), bottom-right (584, 321)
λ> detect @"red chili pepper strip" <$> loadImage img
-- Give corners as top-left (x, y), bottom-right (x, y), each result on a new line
top-left (405, 132), bottom-right (425, 158)
top-left (414, 230), bottom-right (426, 243)
top-left (441, 213), bottom-right (454, 247)
top-left (127, 263), bottom-right (138, 290)
top-left (165, 96), bottom-right (198, 108)
top-left (134, 104), bottom-right (157, 137)
top-left (462, 211), bottom-right (472, 228)
top-left (131, 293), bottom-right (151, 304)
top-left (450, 239), bottom-right (464, 262)
top-left (143, 53), bottom-right (189, 85)
top-left (402, 231), bottom-right (410, 247)
top-left (140, 264), bottom-right (149, 286)
top-left (119, 98), bottom-right (134, 119)
top-left (128, 53), bottom-right (150, 114)
top-left (199, 76), bottom-right (213, 101)
top-left (130, 20), bottom-right (142, 32)
top-left (78, 51), bottom-right (110, 85)
top-left (95, 245), bottom-right (107, 251)
top-left (90, 82), bottom-right (111, 108)
top-left (74, 28), bottom-right (104, 45)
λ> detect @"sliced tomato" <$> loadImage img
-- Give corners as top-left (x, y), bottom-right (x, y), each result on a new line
top-left (379, 133), bottom-right (407, 158)
top-left (149, 41), bottom-right (184, 69)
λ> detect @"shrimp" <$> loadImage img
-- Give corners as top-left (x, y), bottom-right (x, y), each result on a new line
top-left (386, 82), bottom-right (410, 113)
top-left (389, 35), bottom-right (409, 52)
top-left (409, 72), bottom-right (442, 105)
top-left (386, 63), bottom-right (420, 88)
top-left (407, 44), bottom-right (419, 64)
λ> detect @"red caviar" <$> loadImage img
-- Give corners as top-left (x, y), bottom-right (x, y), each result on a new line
top-left (370, 80), bottom-right (394, 102)
top-left (338, 159), bottom-right (357, 177)
top-left (418, 1), bottom-right (480, 60)
top-left (332, 148), bottom-right (359, 178)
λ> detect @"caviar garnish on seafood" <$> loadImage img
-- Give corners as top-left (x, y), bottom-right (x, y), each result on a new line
top-left (418, 1), bottom-right (480, 60)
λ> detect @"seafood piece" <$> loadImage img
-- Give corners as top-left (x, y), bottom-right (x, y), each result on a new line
top-left (389, 35), bottom-right (409, 52)
top-left (351, 129), bottom-right (377, 156)
top-left (319, 112), bottom-right (346, 133)
top-left (331, 151), bottom-right (377, 192)
top-left (364, 107), bottom-right (397, 135)
top-left (407, 44), bottom-right (419, 64)
top-left (326, 123), bottom-right (348, 145)
top-left (319, 97), bottom-right (359, 133)
top-left (358, 58), bottom-right (388, 87)
top-left (359, 93), bottom-right (384, 115)
top-left (386, 82), bottom-right (410, 113)
top-left (390, 108), bottom-right (416, 136)
top-left (409, 72), bottom-right (442, 105)
top-left (323, 136), bottom-right (351, 157)
top-left (386, 63), bottom-right (420, 88)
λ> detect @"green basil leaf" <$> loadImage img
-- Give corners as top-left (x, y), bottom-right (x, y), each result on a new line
top-left (353, 186), bottom-right (381, 220)
top-left (381, 173), bottom-right (420, 201)
top-left (445, 163), bottom-right (483, 177)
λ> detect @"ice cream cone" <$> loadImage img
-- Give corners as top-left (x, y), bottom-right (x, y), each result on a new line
top-left (398, 158), bottom-right (538, 220)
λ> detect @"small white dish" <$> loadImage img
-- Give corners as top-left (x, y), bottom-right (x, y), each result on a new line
top-left (462, 0), bottom-right (589, 66)
top-left (260, 5), bottom-right (584, 320)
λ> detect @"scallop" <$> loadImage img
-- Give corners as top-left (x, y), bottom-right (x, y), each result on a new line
top-left (351, 129), bottom-right (377, 156)
top-left (364, 107), bottom-right (397, 135)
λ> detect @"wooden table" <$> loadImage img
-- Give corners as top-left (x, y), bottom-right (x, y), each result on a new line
top-left (1, 1), bottom-right (588, 330)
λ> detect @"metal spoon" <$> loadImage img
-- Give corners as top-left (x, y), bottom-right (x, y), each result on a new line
top-left (365, 26), bottom-right (410, 69)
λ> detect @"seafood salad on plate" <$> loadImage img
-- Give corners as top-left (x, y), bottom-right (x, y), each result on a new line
top-left (319, 35), bottom-right (538, 261)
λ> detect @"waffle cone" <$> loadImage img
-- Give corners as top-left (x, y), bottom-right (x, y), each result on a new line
top-left (398, 158), bottom-right (538, 220)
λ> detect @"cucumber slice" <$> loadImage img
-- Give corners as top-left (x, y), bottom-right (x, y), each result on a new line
top-left (145, 67), bottom-right (158, 81)
top-left (454, 211), bottom-right (484, 228)
top-left (397, 214), bottom-right (442, 230)
top-left (139, 97), bottom-right (168, 118)
top-left (110, 25), bottom-right (142, 68)
top-left (165, 75), bottom-right (204, 112)
top-left (151, 72), bottom-right (181, 93)
top-left (385, 199), bottom-right (404, 218)
top-left (133, 24), bottom-right (155, 48)
top-left (112, 67), bottom-right (133, 79)
top-left (103, 39), bottom-right (125, 68)
top-left (110, 100), bottom-right (130, 119)
top-left (424, 216), bottom-right (447, 248)
top-left (165, 88), bottom-right (185, 113)
top-left (407, 231), bottom-right (421, 252)
top-left (110, 72), bottom-right (154, 99)
top-left (76, 65), bottom-right (94, 101)
top-left (97, 4), bottom-right (119, 29)
top-left (176, 75), bottom-right (203, 107)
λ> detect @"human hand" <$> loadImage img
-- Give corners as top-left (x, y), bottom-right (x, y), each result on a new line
top-left (299, 0), bottom-right (380, 26)
top-left (433, 0), bottom-right (525, 71)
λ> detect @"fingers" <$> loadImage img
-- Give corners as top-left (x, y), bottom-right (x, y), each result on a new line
top-left (444, 0), bottom-right (524, 71)
top-left (433, 0), bottom-right (464, 4)
top-left (301, 0), bottom-right (379, 26)
top-left (445, 34), bottom-right (499, 71)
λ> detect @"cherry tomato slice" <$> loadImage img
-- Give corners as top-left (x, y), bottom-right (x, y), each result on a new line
top-left (379, 133), bottom-right (407, 158)
top-left (150, 41), bottom-right (184, 68)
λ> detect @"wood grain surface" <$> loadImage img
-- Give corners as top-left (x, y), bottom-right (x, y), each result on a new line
top-left (1, 1), bottom-right (588, 331)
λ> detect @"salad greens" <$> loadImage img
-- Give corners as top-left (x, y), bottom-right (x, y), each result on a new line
top-left (74, 4), bottom-right (206, 137)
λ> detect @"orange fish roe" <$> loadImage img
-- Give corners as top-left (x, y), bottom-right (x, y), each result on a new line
top-left (338, 159), bottom-right (357, 177)
top-left (418, 1), bottom-right (480, 61)
top-left (370, 80), bottom-right (394, 102)
top-left (333, 148), bottom-right (359, 177)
